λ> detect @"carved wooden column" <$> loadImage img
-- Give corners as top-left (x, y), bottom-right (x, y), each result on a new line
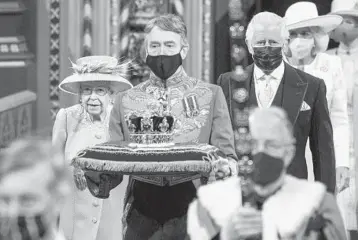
top-left (82, 0), bottom-right (93, 56)
top-left (93, 0), bottom-right (110, 55)
top-left (0, 0), bottom-right (36, 147)
top-left (49, 0), bottom-right (61, 120)
top-left (202, 0), bottom-right (213, 83)
top-left (182, 0), bottom-right (202, 80)
top-left (228, 0), bottom-right (254, 71)
top-left (228, 1), bottom-right (255, 186)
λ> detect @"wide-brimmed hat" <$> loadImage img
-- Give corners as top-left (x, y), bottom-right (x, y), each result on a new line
top-left (59, 56), bottom-right (133, 95)
top-left (285, 2), bottom-right (343, 33)
top-left (330, 0), bottom-right (358, 18)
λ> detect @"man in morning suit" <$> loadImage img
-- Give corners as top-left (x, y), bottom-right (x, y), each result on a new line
top-left (218, 12), bottom-right (336, 193)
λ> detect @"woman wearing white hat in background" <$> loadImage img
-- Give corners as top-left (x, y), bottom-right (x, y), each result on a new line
top-left (52, 56), bottom-right (133, 240)
top-left (283, 1), bottom-right (352, 236)
top-left (327, 0), bottom-right (358, 239)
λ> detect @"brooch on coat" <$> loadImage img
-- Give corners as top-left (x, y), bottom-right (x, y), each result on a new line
top-left (182, 95), bottom-right (200, 118)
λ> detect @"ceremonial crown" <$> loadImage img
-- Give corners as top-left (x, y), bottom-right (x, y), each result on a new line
top-left (127, 110), bottom-right (175, 145)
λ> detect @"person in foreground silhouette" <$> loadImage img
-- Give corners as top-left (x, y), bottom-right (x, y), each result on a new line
top-left (0, 137), bottom-right (70, 240)
top-left (187, 107), bottom-right (347, 240)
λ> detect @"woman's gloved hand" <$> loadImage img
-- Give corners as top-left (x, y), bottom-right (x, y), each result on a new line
top-left (73, 167), bottom-right (87, 191)
top-left (84, 170), bottom-right (123, 198)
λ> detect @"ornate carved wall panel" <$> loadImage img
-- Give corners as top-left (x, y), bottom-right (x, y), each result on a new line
top-left (0, 0), bottom-right (37, 146)
top-left (213, 0), bottom-right (254, 81)
top-left (228, 0), bottom-right (254, 70)
top-left (0, 91), bottom-right (36, 147)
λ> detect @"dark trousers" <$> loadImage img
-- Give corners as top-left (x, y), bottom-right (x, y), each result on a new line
top-left (349, 230), bottom-right (358, 240)
top-left (124, 207), bottom-right (189, 240)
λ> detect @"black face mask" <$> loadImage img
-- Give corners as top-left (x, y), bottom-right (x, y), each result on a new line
top-left (0, 213), bottom-right (49, 240)
top-left (251, 152), bottom-right (284, 187)
top-left (146, 53), bottom-right (182, 80)
top-left (252, 46), bottom-right (283, 74)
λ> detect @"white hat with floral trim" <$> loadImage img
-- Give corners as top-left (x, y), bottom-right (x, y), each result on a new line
top-left (59, 56), bottom-right (133, 95)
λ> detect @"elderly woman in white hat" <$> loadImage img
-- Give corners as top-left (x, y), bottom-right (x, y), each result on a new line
top-left (327, 0), bottom-right (358, 238)
top-left (283, 1), bottom-right (350, 195)
top-left (52, 56), bottom-right (132, 240)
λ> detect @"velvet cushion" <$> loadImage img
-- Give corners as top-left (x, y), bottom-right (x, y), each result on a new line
top-left (72, 141), bottom-right (221, 175)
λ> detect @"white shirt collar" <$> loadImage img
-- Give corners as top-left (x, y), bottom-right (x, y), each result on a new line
top-left (254, 61), bottom-right (285, 82)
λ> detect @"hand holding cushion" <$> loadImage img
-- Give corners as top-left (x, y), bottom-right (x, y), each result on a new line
top-left (212, 157), bottom-right (233, 180)
top-left (73, 167), bottom-right (87, 191)
top-left (84, 171), bottom-right (123, 199)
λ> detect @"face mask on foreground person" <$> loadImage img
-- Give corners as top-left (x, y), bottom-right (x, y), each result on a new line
top-left (0, 137), bottom-right (70, 240)
top-left (187, 107), bottom-right (347, 240)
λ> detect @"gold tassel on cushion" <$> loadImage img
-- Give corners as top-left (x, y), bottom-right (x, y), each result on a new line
top-left (72, 157), bottom-right (212, 175)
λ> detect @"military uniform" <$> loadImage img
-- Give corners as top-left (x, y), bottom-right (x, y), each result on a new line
top-left (108, 68), bottom-right (236, 239)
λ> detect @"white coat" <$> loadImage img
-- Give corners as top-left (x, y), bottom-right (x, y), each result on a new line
top-left (52, 104), bottom-right (126, 240)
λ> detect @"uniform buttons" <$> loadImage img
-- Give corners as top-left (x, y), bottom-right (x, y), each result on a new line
top-left (95, 134), bottom-right (102, 139)
top-left (93, 202), bottom-right (99, 207)
top-left (92, 218), bottom-right (97, 223)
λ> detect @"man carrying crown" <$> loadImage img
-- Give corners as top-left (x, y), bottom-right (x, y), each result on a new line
top-left (85, 14), bottom-right (237, 239)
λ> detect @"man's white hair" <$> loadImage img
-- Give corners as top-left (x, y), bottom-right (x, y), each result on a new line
top-left (249, 106), bottom-right (296, 145)
top-left (246, 12), bottom-right (289, 48)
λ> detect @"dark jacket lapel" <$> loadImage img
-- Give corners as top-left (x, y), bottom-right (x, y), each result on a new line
top-left (227, 63), bottom-right (307, 127)
top-left (248, 71), bottom-right (258, 107)
top-left (246, 64), bottom-right (259, 107)
top-left (281, 63), bottom-right (308, 126)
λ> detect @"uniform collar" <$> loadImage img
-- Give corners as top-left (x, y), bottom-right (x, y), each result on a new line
top-left (149, 66), bottom-right (188, 88)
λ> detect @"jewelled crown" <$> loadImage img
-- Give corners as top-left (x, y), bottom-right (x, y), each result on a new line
top-left (127, 111), bottom-right (175, 145)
